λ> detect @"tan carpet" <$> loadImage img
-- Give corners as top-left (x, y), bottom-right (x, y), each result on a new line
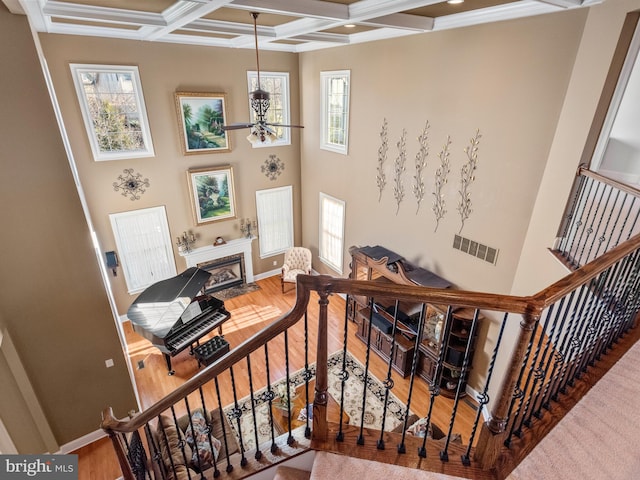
top-left (507, 340), bottom-right (640, 480)
top-left (310, 451), bottom-right (460, 479)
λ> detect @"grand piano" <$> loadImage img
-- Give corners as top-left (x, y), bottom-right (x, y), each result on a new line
top-left (127, 267), bottom-right (231, 375)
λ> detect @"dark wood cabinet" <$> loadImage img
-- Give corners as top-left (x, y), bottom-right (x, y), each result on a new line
top-left (348, 245), bottom-right (481, 397)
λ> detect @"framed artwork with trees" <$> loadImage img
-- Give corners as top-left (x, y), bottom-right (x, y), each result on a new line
top-left (187, 166), bottom-right (237, 225)
top-left (175, 92), bottom-right (230, 154)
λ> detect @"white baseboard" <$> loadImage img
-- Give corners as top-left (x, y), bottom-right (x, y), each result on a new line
top-left (465, 385), bottom-right (489, 421)
top-left (57, 428), bottom-right (108, 454)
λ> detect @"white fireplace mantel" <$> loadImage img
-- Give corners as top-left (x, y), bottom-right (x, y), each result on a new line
top-left (180, 236), bottom-right (255, 283)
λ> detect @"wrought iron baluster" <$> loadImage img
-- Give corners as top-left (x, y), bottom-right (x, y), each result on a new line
top-left (558, 173), bottom-right (588, 256)
top-left (357, 297), bottom-right (376, 445)
top-left (245, 355), bottom-right (263, 459)
top-left (575, 181), bottom-right (605, 266)
top-left (504, 325), bottom-right (537, 447)
top-left (554, 284), bottom-right (591, 397)
top-left (567, 177), bottom-right (597, 266)
top-left (376, 299), bottom-right (405, 450)
top-left (538, 291), bottom-right (576, 412)
top-left (213, 377), bottom-right (234, 473)
top-left (262, 343), bottom-right (278, 454)
top-left (578, 184), bottom-right (613, 265)
top-left (337, 303), bottom-right (350, 442)
top-left (228, 366), bottom-right (248, 466)
top-left (583, 183), bottom-right (616, 264)
top-left (515, 304), bottom-right (556, 434)
top-left (144, 423), bottom-right (164, 480)
top-left (283, 330), bottom-right (295, 446)
top-left (195, 386), bottom-right (223, 475)
top-left (440, 309), bottom-right (479, 462)
top-left (564, 276), bottom-right (609, 385)
top-left (304, 309), bottom-right (312, 439)
top-left (462, 312), bottom-right (508, 466)
top-left (528, 297), bottom-right (566, 420)
top-left (614, 196), bottom-right (639, 247)
top-left (415, 306), bottom-right (454, 458)
top-left (593, 188), bottom-right (622, 259)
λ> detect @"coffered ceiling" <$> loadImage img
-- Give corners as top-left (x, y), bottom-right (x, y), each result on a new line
top-left (5, 0), bottom-right (602, 52)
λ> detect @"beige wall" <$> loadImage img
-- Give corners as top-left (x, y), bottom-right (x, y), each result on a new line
top-left (0, 5), bottom-right (136, 449)
top-left (299, 10), bottom-right (588, 393)
top-left (299, 10), bottom-right (587, 295)
top-left (512, 0), bottom-right (640, 296)
top-left (39, 35), bottom-right (302, 315)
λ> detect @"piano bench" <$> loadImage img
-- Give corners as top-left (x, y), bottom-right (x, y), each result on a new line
top-left (193, 336), bottom-right (230, 368)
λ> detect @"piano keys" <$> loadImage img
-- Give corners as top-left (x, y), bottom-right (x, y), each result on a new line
top-left (127, 267), bottom-right (231, 375)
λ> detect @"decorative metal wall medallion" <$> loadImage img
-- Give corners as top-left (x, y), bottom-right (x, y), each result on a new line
top-left (393, 129), bottom-right (407, 215)
top-left (377, 118), bottom-right (389, 201)
top-left (457, 130), bottom-right (482, 233)
top-left (262, 154), bottom-right (284, 180)
top-left (413, 121), bottom-right (430, 214)
top-left (433, 136), bottom-right (452, 232)
top-left (113, 168), bottom-right (149, 201)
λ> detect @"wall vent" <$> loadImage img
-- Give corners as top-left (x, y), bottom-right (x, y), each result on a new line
top-left (453, 234), bottom-right (499, 265)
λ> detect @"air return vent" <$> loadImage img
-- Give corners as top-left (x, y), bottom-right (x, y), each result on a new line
top-left (453, 234), bottom-right (499, 265)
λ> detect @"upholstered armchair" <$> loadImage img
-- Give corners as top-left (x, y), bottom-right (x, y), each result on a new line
top-left (281, 247), bottom-right (312, 293)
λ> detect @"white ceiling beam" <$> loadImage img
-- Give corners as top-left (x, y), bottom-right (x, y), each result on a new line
top-left (144, 0), bottom-right (235, 41)
top-left (362, 13), bottom-right (434, 31)
top-left (229, 0), bottom-right (349, 20)
top-left (41, 1), bottom-right (166, 26)
top-left (3, 0), bottom-right (24, 15)
top-left (433, 0), bottom-right (563, 31)
top-left (535, 0), bottom-right (583, 7)
top-left (185, 19), bottom-right (273, 37)
top-left (348, 0), bottom-right (442, 21)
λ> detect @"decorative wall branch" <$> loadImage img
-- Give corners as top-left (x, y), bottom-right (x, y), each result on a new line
top-left (393, 129), bottom-right (407, 215)
top-left (261, 154), bottom-right (284, 180)
top-left (432, 135), bottom-right (451, 232)
top-left (413, 121), bottom-right (430, 214)
top-left (113, 168), bottom-right (149, 201)
top-left (457, 130), bottom-right (482, 233)
top-left (376, 118), bottom-right (389, 201)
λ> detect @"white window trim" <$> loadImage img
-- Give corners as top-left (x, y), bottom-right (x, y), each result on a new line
top-left (247, 71), bottom-right (291, 147)
top-left (320, 70), bottom-right (350, 155)
top-left (319, 192), bottom-right (345, 274)
top-left (70, 64), bottom-right (154, 161)
top-left (256, 185), bottom-right (294, 258)
top-left (109, 206), bottom-right (176, 294)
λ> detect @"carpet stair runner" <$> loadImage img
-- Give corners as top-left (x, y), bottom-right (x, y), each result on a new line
top-left (277, 339), bottom-right (639, 480)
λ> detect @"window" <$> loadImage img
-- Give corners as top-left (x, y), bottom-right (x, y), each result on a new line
top-left (319, 192), bottom-right (345, 273)
top-left (70, 64), bottom-right (154, 161)
top-left (109, 206), bottom-right (176, 294)
top-left (321, 70), bottom-right (350, 154)
top-left (247, 71), bottom-right (291, 146)
top-left (256, 186), bottom-right (294, 258)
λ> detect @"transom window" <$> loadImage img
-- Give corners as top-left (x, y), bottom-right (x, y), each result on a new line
top-left (247, 71), bottom-right (291, 146)
top-left (320, 70), bottom-right (350, 155)
top-left (70, 64), bottom-right (154, 161)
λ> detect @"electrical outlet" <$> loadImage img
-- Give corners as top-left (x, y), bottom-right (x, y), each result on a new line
top-left (105, 358), bottom-right (114, 368)
top-left (273, 260), bottom-right (277, 266)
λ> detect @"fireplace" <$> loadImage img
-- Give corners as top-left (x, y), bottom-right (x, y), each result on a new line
top-left (198, 254), bottom-right (245, 294)
top-left (179, 236), bottom-right (255, 288)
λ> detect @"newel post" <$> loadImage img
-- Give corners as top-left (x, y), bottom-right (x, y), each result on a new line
top-left (474, 310), bottom-right (539, 470)
top-left (312, 288), bottom-right (330, 442)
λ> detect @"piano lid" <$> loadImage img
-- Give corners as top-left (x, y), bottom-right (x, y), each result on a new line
top-left (127, 267), bottom-right (212, 338)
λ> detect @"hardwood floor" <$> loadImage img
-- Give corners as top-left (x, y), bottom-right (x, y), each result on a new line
top-left (75, 275), bottom-right (480, 479)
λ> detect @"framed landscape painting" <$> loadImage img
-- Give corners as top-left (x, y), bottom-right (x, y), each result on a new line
top-left (188, 166), bottom-right (237, 225)
top-left (175, 92), bottom-right (230, 154)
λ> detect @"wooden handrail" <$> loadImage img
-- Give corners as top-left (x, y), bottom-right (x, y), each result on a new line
top-left (102, 229), bottom-right (640, 478)
top-left (101, 279), bottom-right (312, 432)
top-left (577, 166), bottom-right (640, 199)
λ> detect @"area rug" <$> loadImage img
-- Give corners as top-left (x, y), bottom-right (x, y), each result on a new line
top-left (213, 282), bottom-right (260, 300)
top-left (224, 351), bottom-right (411, 451)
